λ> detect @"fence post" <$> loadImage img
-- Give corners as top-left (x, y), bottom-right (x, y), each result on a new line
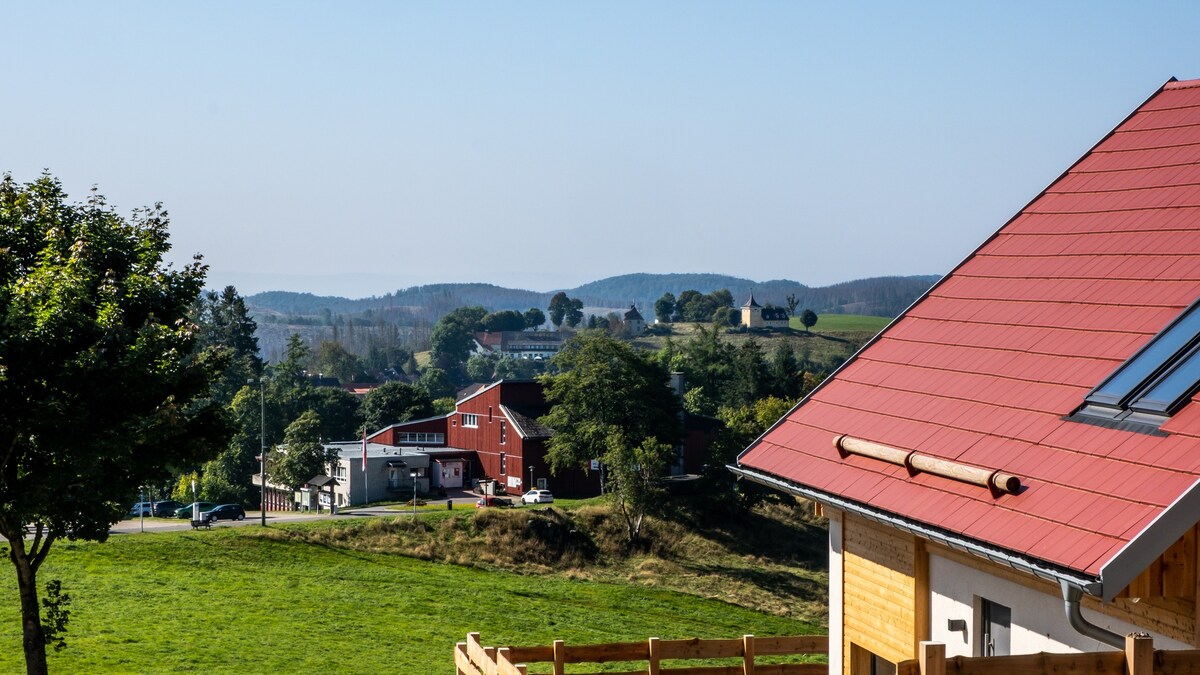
top-left (456, 641), bottom-right (468, 675)
top-left (743, 634), bottom-right (756, 675)
top-left (1125, 633), bottom-right (1153, 675)
top-left (552, 639), bottom-right (565, 675)
top-left (484, 646), bottom-right (497, 675)
top-left (919, 642), bottom-right (945, 675)
top-left (648, 637), bottom-right (661, 675)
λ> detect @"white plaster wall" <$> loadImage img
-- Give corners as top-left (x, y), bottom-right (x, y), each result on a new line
top-left (928, 552), bottom-right (1191, 657)
top-left (828, 510), bottom-right (844, 674)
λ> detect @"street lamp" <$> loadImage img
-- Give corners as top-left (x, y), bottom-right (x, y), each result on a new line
top-left (410, 468), bottom-right (419, 520)
top-left (249, 377), bottom-right (267, 527)
top-left (528, 464), bottom-right (534, 492)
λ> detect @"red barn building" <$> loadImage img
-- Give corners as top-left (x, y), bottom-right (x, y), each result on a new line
top-left (370, 379), bottom-right (717, 498)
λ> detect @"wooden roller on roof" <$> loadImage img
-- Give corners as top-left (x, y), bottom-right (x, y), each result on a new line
top-left (833, 434), bottom-right (1022, 496)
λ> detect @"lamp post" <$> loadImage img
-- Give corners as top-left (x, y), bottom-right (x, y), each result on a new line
top-left (410, 468), bottom-right (419, 520)
top-left (528, 464), bottom-right (534, 492)
top-left (249, 377), bottom-right (267, 527)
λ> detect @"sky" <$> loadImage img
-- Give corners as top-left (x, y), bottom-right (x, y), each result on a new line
top-left (3, 2), bottom-right (1199, 298)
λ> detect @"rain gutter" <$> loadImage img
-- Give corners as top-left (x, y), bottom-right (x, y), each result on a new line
top-left (728, 464), bottom-right (1104, 596)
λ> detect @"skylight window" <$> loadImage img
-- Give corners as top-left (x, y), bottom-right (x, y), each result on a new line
top-left (1080, 300), bottom-right (1200, 424)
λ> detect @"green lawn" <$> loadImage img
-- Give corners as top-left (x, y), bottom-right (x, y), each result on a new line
top-left (0, 522), bottom-right (819, 674)
top-left (793, 313), bottom-right (891, 333)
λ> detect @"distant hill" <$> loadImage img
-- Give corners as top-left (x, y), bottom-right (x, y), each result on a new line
top-left (246, 273), bottom-right (940, 321)
top-left (244, 273), bottom-right (940, 361)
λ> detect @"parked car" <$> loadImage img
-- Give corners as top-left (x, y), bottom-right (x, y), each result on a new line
top-left (202, 504), bottom-right (246, 522)
top-left (475, 496), bottom-right (513, 508)
top-left (152, 500), bottom-right (182, 518)
top-left (128, 502), bottom-right (155, 517)
top-left (175, 502), bottom-right (214, 519)
top-left (520, 489), bottom-right (554, 505)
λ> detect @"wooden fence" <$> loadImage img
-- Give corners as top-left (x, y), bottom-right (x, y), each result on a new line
top-left (899, 635), bottom-right (1200, 675)
top-left (454, 632), bottom-right (828, 675)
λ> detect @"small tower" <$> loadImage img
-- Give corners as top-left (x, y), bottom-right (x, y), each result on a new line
top-left (741, 292), bottom-right (763, 328)
top-left (624, 303), bottom-right (646, 336)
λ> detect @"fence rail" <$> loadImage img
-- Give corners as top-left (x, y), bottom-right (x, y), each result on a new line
top-left (899, 635), bottom-right (1200, 675)
top-left (454, 632), bottom-right (828, 675)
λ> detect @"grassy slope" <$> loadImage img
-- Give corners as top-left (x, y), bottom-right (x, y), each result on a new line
top-left (0, 499), bottom-right (827, 674)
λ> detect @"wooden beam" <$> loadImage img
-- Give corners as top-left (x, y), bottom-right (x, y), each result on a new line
top-left (919, 642), bottom-right (945, 675)
top-left (743, 634), bottom-right (756, 675)
top-left (648, 637), bottom-right (661, 675)
top-left (1125, 633), bottom-right (1153, 675)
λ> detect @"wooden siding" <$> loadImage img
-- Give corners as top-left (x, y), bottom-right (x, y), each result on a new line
top-left (844, 513), bottom-right (921, 670)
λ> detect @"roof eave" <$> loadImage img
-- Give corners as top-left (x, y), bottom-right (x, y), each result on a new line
top-left (729, 464), bottom-right (1104, 597)
top-left (1099, 474), bottom-right (1200, 603)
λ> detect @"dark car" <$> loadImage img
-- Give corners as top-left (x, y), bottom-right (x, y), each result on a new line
top-left (152, 500), bottom-right (183, 518)
top-left (202, 504), bottom-right (246, 522)
top-left (475, 496), bottom-right (513, 508)
top-left (176, 502), bottom-right (214, 519)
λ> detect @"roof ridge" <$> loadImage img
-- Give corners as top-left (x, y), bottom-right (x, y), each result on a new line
top-left (1164, 79), bottom-right (1200, 90)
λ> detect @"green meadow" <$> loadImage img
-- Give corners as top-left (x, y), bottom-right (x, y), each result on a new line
top-left (0, 507), bottom-right (824, 674)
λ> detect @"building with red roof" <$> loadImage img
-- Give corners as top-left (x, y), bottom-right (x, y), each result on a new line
top-left (732, 78), bottom-right (1200, 672)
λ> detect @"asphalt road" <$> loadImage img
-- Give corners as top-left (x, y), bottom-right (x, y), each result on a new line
top-left (109, 490), bottom-right (487, 535)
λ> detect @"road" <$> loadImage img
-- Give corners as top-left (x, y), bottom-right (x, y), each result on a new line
top-left (109, 490), bottom-right (486, 535)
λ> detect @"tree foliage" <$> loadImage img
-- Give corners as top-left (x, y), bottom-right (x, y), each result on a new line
top-left (311, 340), bottom-right (365, 384)
top-left (654, 292), bottom-right (676, 323)
top-left (269, 411), bottom-right (337, 490)
top-left (360, 381), bottom-right (434, 430)
top-left (539, 333), bottom-right (681, 544)
top-left (523, 307), bottom-right (545, 329)
top-left (800, 309), bottom-right (818, 332)
top-left (480, 310), bottom-right (525, 333)
top-left (0, 173), bottom-right (231, 673)
top-left (192, 285), bottom-right (262, 405)
top-left (428, 305), bottom-right (486, 376)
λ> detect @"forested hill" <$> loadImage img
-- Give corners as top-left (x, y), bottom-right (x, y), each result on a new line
top-left (245, 273), bottom-right (941, 322)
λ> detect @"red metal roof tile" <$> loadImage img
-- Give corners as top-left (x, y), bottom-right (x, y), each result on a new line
top-left (738, 81), bottom-right (1200, 578)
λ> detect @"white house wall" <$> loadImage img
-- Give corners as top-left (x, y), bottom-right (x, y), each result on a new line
top-left (928, 552), bottom-right (1192, 656)
top-left (828, 509), bottom-right (844, 675)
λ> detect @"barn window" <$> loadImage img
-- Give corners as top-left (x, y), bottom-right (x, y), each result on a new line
top-left (500, 421), bottom-right (507, 445)
top-left (461, 413), bottom-right (478, 428)
top-left (499, 452), bottom-right (506, 474)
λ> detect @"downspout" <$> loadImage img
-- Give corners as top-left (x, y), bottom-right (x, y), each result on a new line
top-left (1059, 580), bottom-right (1124, 649)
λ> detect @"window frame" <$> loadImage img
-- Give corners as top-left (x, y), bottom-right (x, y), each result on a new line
top-left (1081, 298), bottom-right (1200, 422)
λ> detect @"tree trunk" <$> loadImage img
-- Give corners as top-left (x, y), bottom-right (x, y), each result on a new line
top-left (7, 530), bottom-right (49, 675)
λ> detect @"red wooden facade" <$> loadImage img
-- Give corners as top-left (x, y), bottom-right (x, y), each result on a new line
top-left (368, 379), bottom-right (713, 498)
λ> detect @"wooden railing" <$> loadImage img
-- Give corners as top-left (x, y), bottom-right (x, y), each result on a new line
top-left (900, 635), bottom-right (1200, 675)
top-left (455, 632), bottom-right (828, 675)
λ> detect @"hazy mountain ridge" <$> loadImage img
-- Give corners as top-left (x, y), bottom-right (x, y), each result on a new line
top-left (245, 272), bottom-right (941, 321)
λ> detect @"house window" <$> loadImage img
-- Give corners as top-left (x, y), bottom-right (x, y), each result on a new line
top-left (977, 598), bottom-right (1010, 657)
top-left (488, 406), bottom-right (493, 422)
top-left (462, 413), bottom-right (478, 428)
top-left (500, 452), bottom-right (506, 474)
top-left (500, 421), bottom-right (506, 445)
top-left (1081, 300), bottom-right (1200, 422)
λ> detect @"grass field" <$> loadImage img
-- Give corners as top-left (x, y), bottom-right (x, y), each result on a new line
top-left (0, 504), bottom-right (825, 673)
top-left (793, 313), bottom-right (891, 333)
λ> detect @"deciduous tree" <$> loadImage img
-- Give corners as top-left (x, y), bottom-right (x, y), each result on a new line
top-left (800, 309), bottom-right (818, 332)
top-left (0, 174), bottom-right (230, 674)
top-left (360, 381), bottom-right (434, 430)
top-left (539, 333), bottom-right (680, 544)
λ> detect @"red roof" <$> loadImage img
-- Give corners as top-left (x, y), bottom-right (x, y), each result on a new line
top-left (737, 79), bottom-right (1200, 594)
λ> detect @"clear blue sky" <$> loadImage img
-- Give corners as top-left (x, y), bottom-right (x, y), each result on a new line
top-left (3, 2), bottom-right (1198, 297)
